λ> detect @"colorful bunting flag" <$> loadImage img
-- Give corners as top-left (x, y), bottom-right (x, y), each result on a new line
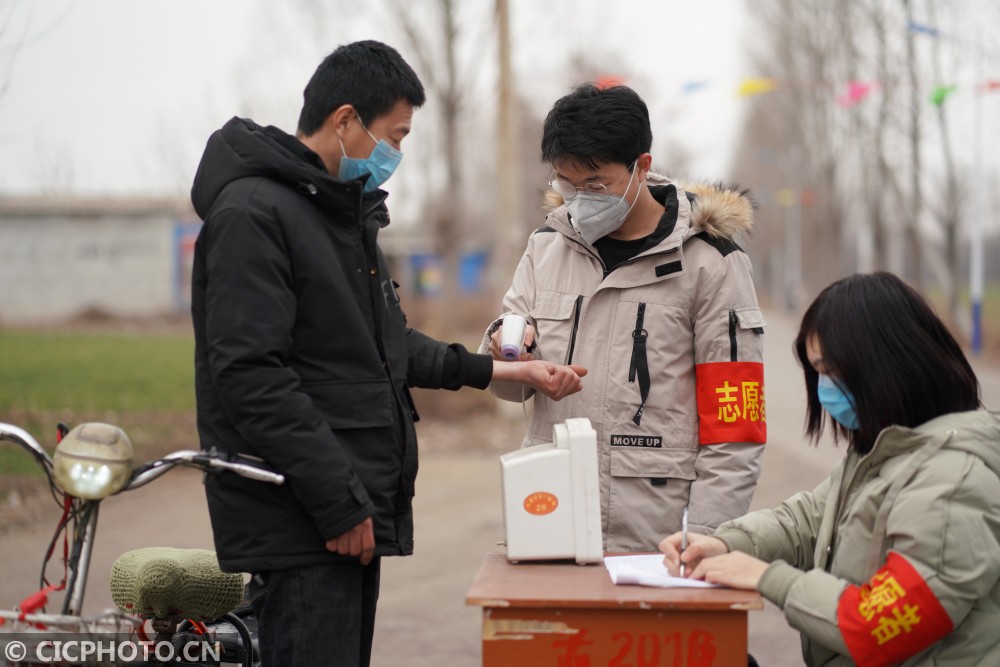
top-left (837, 81), bottom-right (874, 108)
top-left (681, 81), bottom-right (709, 94)
top-left (737, 78), bottom-right (778, 97)
top-left (595, 75), bottom-right (626, 90)
top-left (673, 72), bottom-right (992, 106)
top-left (776, 189), bottom-right (796, 207)
top-left (930, 84), bottom-right (957, 106)
top-left (908, 21), bottom-right (940, 37)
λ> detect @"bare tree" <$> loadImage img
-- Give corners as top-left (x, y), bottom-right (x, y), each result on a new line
top-left (256, 0), bottom-right (502, 314)
top-left (902, 0), bottom-right (926, 287)
top-left (730, 0), bottom-right (990, 322)
top-left (729, 1), bottom-right (850, 302)
top-left (0, 0), bottom-right (31, 105)
top-left (925, 0), bottom-right (966, 325)
top-left (33, 135), bottom-right (75, 194)
top-left (386, 0), bottom-right (467, 303)
top-left (869, 0), bottom-right (894, 272)
top-left (0, 1), bottom-right (76, 105)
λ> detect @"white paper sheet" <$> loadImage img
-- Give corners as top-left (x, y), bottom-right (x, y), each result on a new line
top-left (604, 554), bottom-right (720, 588)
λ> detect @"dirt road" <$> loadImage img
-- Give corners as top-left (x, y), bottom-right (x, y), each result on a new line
top-left (2, 309), bottom-right (998, 666)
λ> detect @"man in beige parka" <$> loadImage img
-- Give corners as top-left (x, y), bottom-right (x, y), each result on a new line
top-left (481, 83), bottom-right (766, 551)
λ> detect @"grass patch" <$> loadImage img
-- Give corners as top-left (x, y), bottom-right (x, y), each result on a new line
top-left (0, 330), bottom-right (196, 485)
top-left (0, 303), bottom-right (505, 494)
top-left (0, 330), bottom-right (195, 413)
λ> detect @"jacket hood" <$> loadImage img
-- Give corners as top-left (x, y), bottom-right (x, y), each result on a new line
top-left (932, 409), bottom-right (1000, 480)
top-left (875, 409), bottom-right (1000, 481)
top-left (191, 117), bottom-right (380, 221)
top-left (544, 172), bottom-right (756, 242)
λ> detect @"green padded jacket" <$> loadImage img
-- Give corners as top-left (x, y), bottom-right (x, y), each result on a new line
top-left (716, 409), bottom-right (1000, 667)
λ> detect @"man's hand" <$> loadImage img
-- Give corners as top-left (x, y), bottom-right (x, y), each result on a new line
top-left (491, 359), bottom-right (587, 400)
top-left (523, 360), bottom-right (587, 399)
top-left (326, 517), bottom-right (375, 565)
top-left (659, 531), bottom-right (728, 577)
top-left (488, 322), bottom-right (537, 361)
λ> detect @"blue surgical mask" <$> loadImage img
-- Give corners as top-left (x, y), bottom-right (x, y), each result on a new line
top-left (817, 374), bottom-right (860, 430)
top-left (338, 120), bottom-right (402, 193)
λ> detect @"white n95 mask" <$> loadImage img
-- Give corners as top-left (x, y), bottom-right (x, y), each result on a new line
top-left (566, 167), bottom-right (639, 245)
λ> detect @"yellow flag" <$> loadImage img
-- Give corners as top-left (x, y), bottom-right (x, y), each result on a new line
top-left (738, 78), bottom-right (778, 97)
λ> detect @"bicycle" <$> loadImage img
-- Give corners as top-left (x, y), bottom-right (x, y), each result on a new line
top-left (0, 421), bottom-right (284, 666)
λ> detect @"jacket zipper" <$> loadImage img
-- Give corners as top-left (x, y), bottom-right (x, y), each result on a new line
top-left (361, 232), bottom-right (388, 365)
top-left (564, 295), bottom-right (584, 365)
top-left (728, 309), bottom-right (738, 362)
top-left (825, 447), bottom-right (876, 572)
top-left (358, 202), bottom-right (412, 428)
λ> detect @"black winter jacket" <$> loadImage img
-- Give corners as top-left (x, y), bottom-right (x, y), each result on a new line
top-left (190, 117), bottom-right (491, 573)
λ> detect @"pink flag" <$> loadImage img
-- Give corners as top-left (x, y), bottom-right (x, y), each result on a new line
top-left (837, 81), bottom-right (874, 108)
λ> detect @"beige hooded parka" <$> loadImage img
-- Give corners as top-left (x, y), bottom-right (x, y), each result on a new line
top-left (481, 175), bottom-right (766, 551)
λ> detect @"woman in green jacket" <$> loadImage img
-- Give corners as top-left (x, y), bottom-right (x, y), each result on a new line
top-left (660, 272), bottom-right (1000, 667)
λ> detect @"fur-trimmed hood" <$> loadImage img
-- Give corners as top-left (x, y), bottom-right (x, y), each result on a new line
top-left (543, 172), bottom-right (755, 242)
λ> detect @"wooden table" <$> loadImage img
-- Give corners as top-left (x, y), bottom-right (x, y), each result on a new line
top-left (466, 552), bottom-right (763, 667)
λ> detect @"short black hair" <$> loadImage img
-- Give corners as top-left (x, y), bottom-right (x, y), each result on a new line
top-left (540, 83), bottom-right (653, 171)
top-left (297, 40), bottom-right (425, 136)
top-left (795, 272), bottom-right (980, 454)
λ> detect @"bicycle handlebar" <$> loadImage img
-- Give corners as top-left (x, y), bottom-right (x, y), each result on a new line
top-left (209, 458), bottom-right (286, 484)
top-left (124, 450), bottom-right (285, 491)
top-left (0, 423), bottom-right (54, 472)
top-left (0, 423), bottom-right (284, 492)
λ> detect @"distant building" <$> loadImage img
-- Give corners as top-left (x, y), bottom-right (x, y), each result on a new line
top-left (0, 196), bottom-right (448, 325)
top-left (0, 196), bottom-right (197, 324)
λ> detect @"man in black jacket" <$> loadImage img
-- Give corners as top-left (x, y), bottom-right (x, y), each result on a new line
top-left (190, 41), bottom-right (586, 667)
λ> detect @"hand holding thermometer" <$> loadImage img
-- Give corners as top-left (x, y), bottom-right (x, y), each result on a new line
top-left (680, 505), bottom-right (689, 577)
top-left (500, 313), bottom-right (528, 361)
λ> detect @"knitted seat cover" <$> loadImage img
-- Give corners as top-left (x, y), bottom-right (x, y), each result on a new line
top-left (110, 547), bottom-right (243, 621)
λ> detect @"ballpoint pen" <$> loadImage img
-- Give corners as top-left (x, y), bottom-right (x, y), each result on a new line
top-left (680, 505), bottom-right (689, 577)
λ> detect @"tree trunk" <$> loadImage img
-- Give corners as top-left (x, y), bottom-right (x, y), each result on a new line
top-left (903, 0), bottom-right (925, 287)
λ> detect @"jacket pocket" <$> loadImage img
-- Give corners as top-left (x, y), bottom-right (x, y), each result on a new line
top-left (530, 291), bottom-right (583, 365)
top-left (606, 446), bottom-right (696, 551)
top-left (609, 445), bottom-right (696, 481)
top-left (728, 307), bottom-right (766, 362)
top-left (302, 379), bottom-right (396, 429)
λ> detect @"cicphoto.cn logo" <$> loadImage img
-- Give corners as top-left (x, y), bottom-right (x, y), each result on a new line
top-left (3, 636), bottom-right (222, 664)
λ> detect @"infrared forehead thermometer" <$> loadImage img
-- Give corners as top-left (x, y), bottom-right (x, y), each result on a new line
top-left (500, 314), bottom-right (527, 361)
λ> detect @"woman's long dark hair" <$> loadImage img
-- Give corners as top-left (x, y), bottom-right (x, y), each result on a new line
top-left (795, 272), bottom-right (981, 453)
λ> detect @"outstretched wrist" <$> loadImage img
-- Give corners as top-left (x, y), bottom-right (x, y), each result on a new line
top-left (491, 359), bottom-right (527, 384)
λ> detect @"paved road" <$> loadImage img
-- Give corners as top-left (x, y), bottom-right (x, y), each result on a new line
top-left (1, 308), bottom-right (997, 666)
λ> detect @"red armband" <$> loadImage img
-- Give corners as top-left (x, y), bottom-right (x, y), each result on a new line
top-left (837, 552), bottom-right (953, 667)
top-left (695, 361), bottom-right (766, 445)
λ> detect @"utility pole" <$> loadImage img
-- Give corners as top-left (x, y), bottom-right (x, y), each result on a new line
top-left (971, 19), bottom-right (985, 354)
top-left (494, 0), bottom-right (523, 295)
top-left (780, 147), bottom-right (803, 313)
top-left (903, 0), bottom-right (925, 287)
top-left (781, 188), bottom-right (802, 313)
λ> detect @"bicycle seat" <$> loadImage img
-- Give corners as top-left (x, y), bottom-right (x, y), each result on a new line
top-left (110, 547), bottom-right (244, 621)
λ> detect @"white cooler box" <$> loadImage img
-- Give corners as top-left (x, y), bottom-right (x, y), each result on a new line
top-left (500, 418), bottom-right (603, 564)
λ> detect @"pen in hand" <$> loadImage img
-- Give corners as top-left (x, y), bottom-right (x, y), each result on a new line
top-left (680, 505), bottom-right (689, 577)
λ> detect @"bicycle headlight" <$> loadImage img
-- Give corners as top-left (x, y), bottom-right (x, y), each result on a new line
top-left (53, 423), bottom-right (134, 499)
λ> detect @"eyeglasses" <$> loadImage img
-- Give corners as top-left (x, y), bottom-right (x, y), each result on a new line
top-left (548, 161), bottom-right (637, 202)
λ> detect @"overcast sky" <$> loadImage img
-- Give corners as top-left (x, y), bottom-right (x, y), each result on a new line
top-left (0, 0), bottom-right (752, 196)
